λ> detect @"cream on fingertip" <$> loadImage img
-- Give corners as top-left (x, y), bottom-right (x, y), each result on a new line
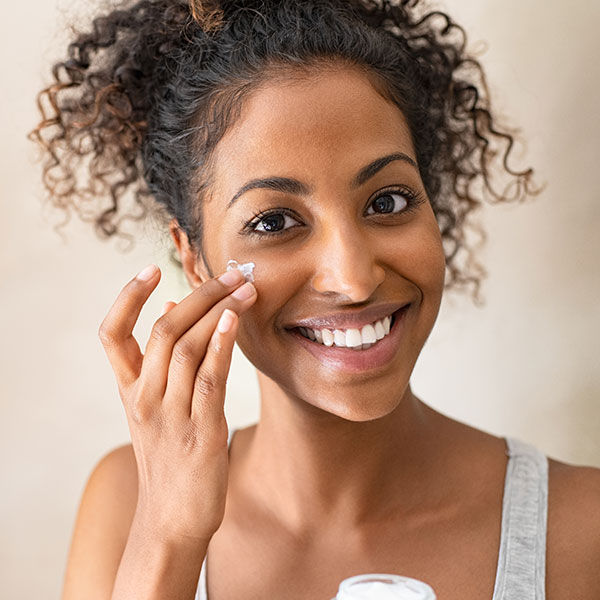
top-left (218, 268), bottom-right (244, 286)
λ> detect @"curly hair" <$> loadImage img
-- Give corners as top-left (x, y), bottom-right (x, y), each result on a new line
top-left (29, 0), bottom-right (537, 305)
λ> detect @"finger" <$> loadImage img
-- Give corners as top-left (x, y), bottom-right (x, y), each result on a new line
top-left (162, 282), bottom-right (256, 416)
top-left (190, 309), bottom-right (238, 423)
top-left (97, 264), bottom-right (161, 388)
top-left (141, 269), bottom-right (245, 398)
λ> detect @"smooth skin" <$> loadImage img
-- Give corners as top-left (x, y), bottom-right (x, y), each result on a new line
top-left (61, 65), bottom-right (600, 600)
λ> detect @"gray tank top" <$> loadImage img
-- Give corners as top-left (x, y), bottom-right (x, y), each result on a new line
top-left (195, 433), bottom-right (548, 600)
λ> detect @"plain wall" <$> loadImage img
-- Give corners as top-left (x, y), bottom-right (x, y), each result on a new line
top-left (1, 1), bottom-right (599, 597)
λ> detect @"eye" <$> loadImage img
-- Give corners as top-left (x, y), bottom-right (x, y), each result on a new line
top-left (366, 191), bottom-right (408, 215)
top-left (251, 210), bottom-right (302, 233)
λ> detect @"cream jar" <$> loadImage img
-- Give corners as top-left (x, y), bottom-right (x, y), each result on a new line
top-left (332, 574), bottom-right (436, 600)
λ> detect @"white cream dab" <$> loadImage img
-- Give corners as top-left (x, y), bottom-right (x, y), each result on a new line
top-left (226, 259), bottom-right (256, 283)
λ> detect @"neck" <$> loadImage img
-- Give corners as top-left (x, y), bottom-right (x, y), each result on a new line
top-left (238, 374), bottom-right (447, 535)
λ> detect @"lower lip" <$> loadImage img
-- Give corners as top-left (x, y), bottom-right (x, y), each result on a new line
top-left (289, 306), bottom-right (410, 374)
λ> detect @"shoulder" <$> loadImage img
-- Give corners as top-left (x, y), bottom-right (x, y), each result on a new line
top-left (91, 442), bottom-right (137, 488)
top-left (546, 457), bottom-right (600, 598)
top-left (82, 443), bottom-right (138, 526)
top-left (84, 442), bottom-right (138, 537)
top-left (61, 444), bottom-right (138, 599)
top-left (547, 457), bottom-right (600, 537)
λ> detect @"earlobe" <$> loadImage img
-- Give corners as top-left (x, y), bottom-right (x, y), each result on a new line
top-left (168, 219), bottom-right (210, 288)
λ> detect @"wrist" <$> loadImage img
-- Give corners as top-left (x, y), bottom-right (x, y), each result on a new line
top-left (112, 511), bottom-right (210, 600)
top-left (131, 507), bottom-right (213, 553)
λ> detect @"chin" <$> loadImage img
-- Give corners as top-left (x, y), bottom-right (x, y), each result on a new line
top-left (311, 392), bottom-right (404, 422)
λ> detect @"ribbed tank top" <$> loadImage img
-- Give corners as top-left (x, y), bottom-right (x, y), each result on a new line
top-left (195, 432), bottom-right (548, 600)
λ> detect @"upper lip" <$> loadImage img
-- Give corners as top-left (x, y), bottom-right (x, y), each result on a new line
top-left (284, 302), bottom-right (410, 331)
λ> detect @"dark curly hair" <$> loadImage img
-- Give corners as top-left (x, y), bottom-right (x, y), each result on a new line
top-left (29, 0), bottom-right (537, 305)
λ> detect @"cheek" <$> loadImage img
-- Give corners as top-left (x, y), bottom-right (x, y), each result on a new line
top-left (232, 266), bottom-right (303, 378)
top-left (380, 215), bottom-right (446, 297)
top-left (239, 257), bottom-right (303, 328)
top-left (409, 227), bottom-right (446, 292)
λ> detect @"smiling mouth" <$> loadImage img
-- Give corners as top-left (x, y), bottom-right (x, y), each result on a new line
top-left (292, 306), bottom-right (408, 351)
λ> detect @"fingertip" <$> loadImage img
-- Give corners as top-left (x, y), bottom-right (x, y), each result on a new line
top-left (135, 264), bottom-right (159, 282)
top-left (217, 308), bottom-right (238, 334)
top-left (231, 281), bottom-right (256, 301)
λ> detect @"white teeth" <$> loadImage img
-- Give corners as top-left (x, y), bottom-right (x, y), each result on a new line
top-left (345, 328), bottom-right (362, 348)
top-left (322, 329), bottom-right (334, 346)
top-left (297, 312), bottom-right (398, 349)
top-left (333, 329), bottom-right (346, 347)
top-left (360, 324), bottom-right (377, 345)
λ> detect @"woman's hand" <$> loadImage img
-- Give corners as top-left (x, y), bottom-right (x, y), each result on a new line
top-left (97, 264), bottom-right (257, 546)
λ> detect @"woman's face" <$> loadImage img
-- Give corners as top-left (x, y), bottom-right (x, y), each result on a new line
top-left (197, 66), bottom-right (446, 421)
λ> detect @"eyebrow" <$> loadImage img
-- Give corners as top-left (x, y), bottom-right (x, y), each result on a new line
top-left (226, 151), bottom-right (418, 208)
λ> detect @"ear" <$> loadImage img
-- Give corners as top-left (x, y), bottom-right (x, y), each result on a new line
top-left (169, 219), bottom-right (210, 288)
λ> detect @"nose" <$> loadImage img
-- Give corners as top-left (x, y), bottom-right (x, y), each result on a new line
top-left (310, 224), bottom-right (385, 303)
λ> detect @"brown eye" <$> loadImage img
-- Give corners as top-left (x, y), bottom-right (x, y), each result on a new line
top-left (367, 192), bottom-right (408, 215)
top-left (254, 212), bottom-right (300, 233)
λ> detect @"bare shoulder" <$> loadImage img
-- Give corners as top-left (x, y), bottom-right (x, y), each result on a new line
top-left (546, 457), bottom-right (600, 599)
top-left (80, 442), bottom-right (138, 531)
top-left (61, 443), bottom-right (138, 600)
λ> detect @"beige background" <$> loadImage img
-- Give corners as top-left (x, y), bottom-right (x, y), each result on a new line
top-left (2, 1), bottom-right (599, 597)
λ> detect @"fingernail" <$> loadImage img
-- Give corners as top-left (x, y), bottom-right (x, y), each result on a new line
top-left (136, 264), bottom-right (158, 281)
top-left (217, 309), bottom-right (236, 333)
top-left (218, 269), bottom-right (244, 286)
top-left (231, 282), bottom-right (256, 300)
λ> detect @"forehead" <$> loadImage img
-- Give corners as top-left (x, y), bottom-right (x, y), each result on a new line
top-left (209, 67), bottom-right (416, 198)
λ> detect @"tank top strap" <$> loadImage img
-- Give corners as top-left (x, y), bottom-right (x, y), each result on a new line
top-left (227, 427), bottom-right (236, 449)
top-left (195, 427), bottom-right (237, 600)
top-left (492, 436), bottom-right (549, 600)
top-left (196, 554), bottom-right (208, 600)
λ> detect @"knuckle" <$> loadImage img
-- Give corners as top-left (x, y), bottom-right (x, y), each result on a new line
top-left (171, 337), bottom-right (197, 366)
top-left (151, 316), bottom-right (177, 344)
top-left (194, 369), bottom-right (221, 398)
top-left (130, 397), bottom-right (154, 424)
top-left (97, 322), bottom-right (117, 348)
top-left (128, 383), bottom-right (159, 424)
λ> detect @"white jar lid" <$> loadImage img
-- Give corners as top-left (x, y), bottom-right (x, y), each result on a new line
top-left (334, 574), bottom-right (436, 600)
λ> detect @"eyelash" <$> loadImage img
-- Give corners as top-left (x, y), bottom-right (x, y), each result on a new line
top-left (241, 186), bottom-right (426, 238)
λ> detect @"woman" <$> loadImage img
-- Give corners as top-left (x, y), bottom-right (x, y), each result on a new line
top-left (30, 0), bottom-right (600, 598)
